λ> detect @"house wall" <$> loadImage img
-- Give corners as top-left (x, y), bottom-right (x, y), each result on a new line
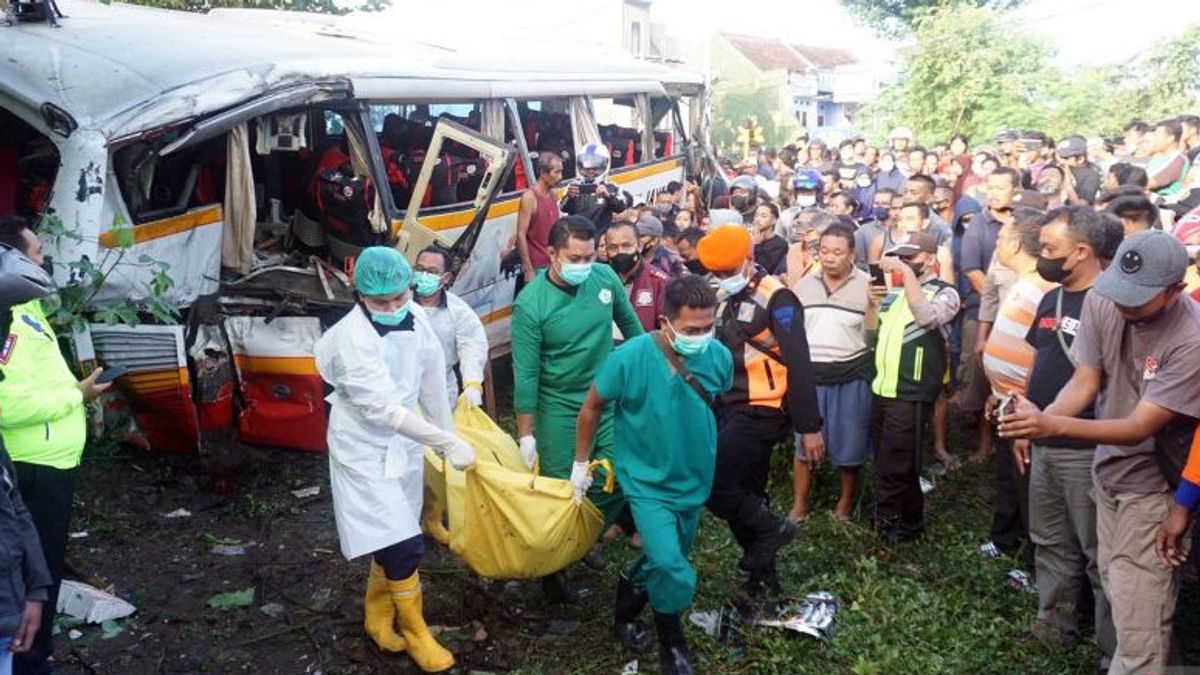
top-left (708, 36), bottom-right (801, 153)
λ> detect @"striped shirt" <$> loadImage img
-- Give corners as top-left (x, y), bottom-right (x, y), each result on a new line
top-left (982, 274), bottom-right (1057, 396)
top-left (793, 269), bottom-right (871, 364)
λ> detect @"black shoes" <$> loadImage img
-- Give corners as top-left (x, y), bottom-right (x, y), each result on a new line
top-left (881, 520), bottom-right (924, 544)
top-left (743, 559), bottom-right (783, 599)
top-left (653, 611), bottom-right (695, 675)
top-left (740, 505), bottom-right (799, 572)
top-left (613, 574), bottom-right (652, 652)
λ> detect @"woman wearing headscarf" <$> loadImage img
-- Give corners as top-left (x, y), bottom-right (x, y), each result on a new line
top-left (848, 166), bottom-right (877, 221)
top-left (873, 152), bottom-right (906, 194)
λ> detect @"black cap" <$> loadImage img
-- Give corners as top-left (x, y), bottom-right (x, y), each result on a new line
top-left (1057, 135), bottom-right (1087, 158)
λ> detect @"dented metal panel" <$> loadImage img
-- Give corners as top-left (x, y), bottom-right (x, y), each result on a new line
top-left (79, 324), bottom-right (201, 455)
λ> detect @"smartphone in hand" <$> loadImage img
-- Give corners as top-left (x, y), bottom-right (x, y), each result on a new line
top-left (94, 364), bottom-right (129, 384)
top-left (868, 263), bottom-right (887, 288)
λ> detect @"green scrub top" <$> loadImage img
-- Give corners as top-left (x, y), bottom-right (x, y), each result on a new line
top-left (511, 264), bottom-right (643, 477)
top-left (593, 333), bottom-right (733, 508)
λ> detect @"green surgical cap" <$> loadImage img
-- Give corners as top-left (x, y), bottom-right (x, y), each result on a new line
top-left (354, 246), bottom-right (412, 296)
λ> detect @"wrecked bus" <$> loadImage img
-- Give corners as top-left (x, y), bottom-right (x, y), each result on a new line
top-left (1, 0), bottom-right (710, 454)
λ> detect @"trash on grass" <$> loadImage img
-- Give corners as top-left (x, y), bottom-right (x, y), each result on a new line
top-left (57, 580), bottom-right (137, 624)
top-left (688, 606), bottom-right (739, 644)
top-left (291, 486), bottom-right (321, 499)
top-left (211, 544), bottom-right (247, 556)
top-left (207, 588), bottom-right (255, 609)
top-left (100, 619), bottom-right (124, 639)
top-left (52, 615), bottom-right (85, 637)
top-left (69, 531), bottom-right (89, 539)
top-left (621, 659), bottom-right (639, 674)
top-left (68, 629), bottom-right (83, 640)
top-left (163, 508), bottom-right (192, 519)
top-left (751, 591), bottom-right (839, 640)
top-left (919, 476), bottom-right (935, 494)
top-left (260, 602), bottom-right (286, 619)
top-left (1006, 569), bottom-right (1037, 594)
top-left (309, 587), bottom-right (334, 610)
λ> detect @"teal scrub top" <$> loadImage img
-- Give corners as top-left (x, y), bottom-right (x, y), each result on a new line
top-left (593, 333), bottom-right (733, 508)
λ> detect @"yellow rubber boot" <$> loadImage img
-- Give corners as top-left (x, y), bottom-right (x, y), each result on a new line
top-left (364, 561), bottom-right (406, 652)
top-left (389, 571), bottom-right (455, 673)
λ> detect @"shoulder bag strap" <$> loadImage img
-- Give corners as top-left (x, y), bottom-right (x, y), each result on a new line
top-left (1054, 287), bottom-right (1079, 368)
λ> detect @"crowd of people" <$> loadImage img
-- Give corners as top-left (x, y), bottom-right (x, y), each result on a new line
top-left (2, 115), bottom-right (1200, 675)
top-left (503, 121), bottom-right (1200, 675)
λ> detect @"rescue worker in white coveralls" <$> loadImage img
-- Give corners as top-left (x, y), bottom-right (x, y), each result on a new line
top-left (314, 246), bottom-right (476, 673)
top-left (411, 245), bottom-right (489, 410)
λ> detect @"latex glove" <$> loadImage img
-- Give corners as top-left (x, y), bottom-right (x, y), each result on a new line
top-left (442, 437), bottom-right (476, 470)
top-left (463, 382), bottom-right (483, 409)
top-left (569, 461), bottom-right (593, 504)
top-left (519, 435), bottom-right (538, 470)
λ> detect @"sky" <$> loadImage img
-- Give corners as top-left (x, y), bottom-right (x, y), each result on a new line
top-left (375, 0), bottom-right (1200, 69)
top-left (646, 0), bottom-right (1200, 67)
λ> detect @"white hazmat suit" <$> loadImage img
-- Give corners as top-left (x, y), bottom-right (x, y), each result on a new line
top-left (315, 303), bottom-right (469, 560)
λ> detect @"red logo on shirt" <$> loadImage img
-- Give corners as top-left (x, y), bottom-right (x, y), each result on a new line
top-left (1143, 356), bottom-right (1159, 381)
top-left (1038, 317), bottom-right (1058, 330)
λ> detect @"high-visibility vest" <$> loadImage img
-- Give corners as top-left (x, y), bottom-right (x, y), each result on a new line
top-left (872, 278), bottom-right (952, 403)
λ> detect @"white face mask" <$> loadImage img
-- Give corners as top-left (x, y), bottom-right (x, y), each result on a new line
top-left (719, 273), bottom-right (749, 296)
top-left (796, 194), bottom-right (817, 207)
top-left (717, 262), bottom-right (751, 296)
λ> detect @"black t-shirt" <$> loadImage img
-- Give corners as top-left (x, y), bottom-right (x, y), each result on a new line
top-left (755, 235), bottom-right (789, 276)
top-left (561, 182), bottom-right (630, 234)
top-left (1024, 286), bottom-right (1095, 449)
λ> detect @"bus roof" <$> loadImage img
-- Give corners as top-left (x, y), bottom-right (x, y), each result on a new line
top-left (2, 0), bottom-right (704, 140)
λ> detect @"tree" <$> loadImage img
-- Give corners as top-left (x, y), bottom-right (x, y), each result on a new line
top-left (860, 13), bottom-right (1200, 146)
top-left (859, 5), bottom-right (1055, 146)
top-left (712, 89), bottom-right (798, 157)
top-left (120, 0), bottom-right (389, 15)
top-left (1135, 23), bottom-right (1200, 120)
top-left (841, 0), bottom-right (1026, 38)
top-left (1043, 66), bottom-right (1141, 139)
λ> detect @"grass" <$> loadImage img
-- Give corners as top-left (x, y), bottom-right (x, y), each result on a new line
top-left (501, 438), bottom-right (1109, 675)
top-left (482, 355), bottom-right (1107, 673)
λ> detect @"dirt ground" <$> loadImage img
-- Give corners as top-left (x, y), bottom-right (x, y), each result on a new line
top-left (52, 435), bottom-right (610, 675)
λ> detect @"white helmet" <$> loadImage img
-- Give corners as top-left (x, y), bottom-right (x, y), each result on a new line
top-left (576, 142), bottom-right (611, 179)
top-left (0, 243), bottom-right (53, 307)
top-left (889, 126), bottom-right (914, 141)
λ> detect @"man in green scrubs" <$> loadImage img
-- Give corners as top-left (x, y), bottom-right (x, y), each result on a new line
top-left (511, 214), bottom-right (643, 599)
top-left (572, 275), bottom-right (733, 675)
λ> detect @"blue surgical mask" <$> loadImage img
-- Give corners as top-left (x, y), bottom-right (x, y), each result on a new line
top-left (413, 271), bottom-right (443, 297)
top-left (668, 322), bottom-right (713, 356)
top-left (718, 272), bottom-right (749, 296)
top-left (370, 301), bottom-right (411, 327)
top-left (559, 261), bottom-right (593, 286)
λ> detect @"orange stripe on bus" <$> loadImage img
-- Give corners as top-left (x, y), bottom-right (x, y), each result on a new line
top-left (609, 157), bottom-right (684, 184)
top-left (99, 205), bottom-right (223, 248)
top-left (480, 306), bottom-right (513, 324)
top-left (233, 355), bottom-right (319, 376)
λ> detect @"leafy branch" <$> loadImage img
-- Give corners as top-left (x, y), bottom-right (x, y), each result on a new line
top-left (40, 215), bottom-right (180, 333)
